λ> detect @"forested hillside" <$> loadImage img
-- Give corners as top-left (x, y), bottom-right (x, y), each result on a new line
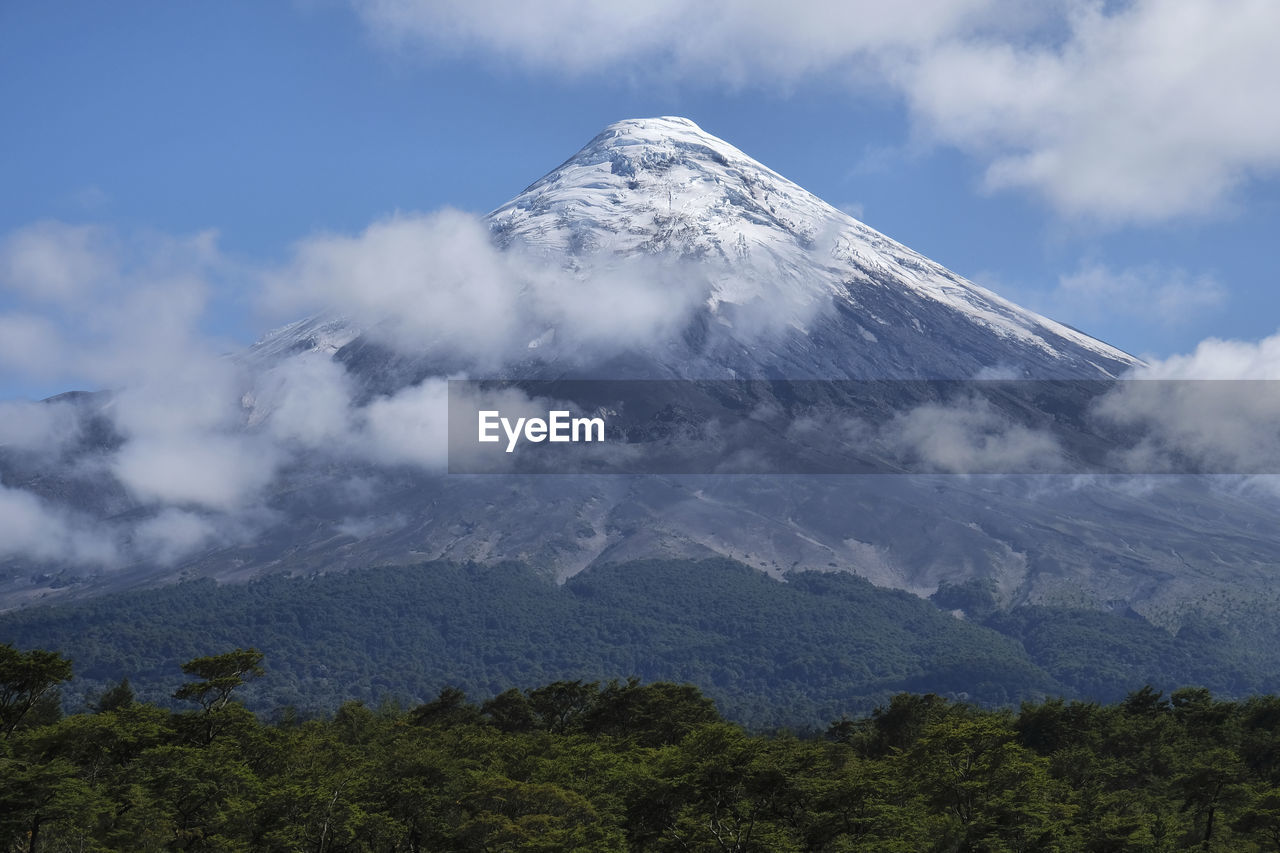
top-left (1, 559), bottom-right (1272, 728)
top-left (4, 644), bottom-right (1280, 851)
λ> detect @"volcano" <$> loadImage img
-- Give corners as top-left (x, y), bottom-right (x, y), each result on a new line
top-left (1, 118), bottom-right (1275, 637)
top-left (262, 116), bottom-right (1135, 383)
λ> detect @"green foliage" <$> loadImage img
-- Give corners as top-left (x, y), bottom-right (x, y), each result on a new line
top-left (172, 648), bottom-right (265, 713)
top-left (5, 648), bottom-right (1280, 851)
top-left (0, 559), bottom-right (1059, 728)
top-left (983, 606), bottom-right (1268, 701)
top-left (931, 578), bottom-right (999, 620)
top-left (94, 677), bottom-right (135, 713)
top-left (0, 643), bottom-right (72, 738)
top-left (3, 558), bottom-right (1277, 732)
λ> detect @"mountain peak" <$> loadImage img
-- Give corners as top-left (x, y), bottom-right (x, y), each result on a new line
top-left (586, 116), bottom-right (731, 155)
top-left (259, 117), bottom-right (1134, 379)
top-left (487, 117), bottom-right (1136, 378)
top-left (488, 114), bottom-right (843, 257)
top-left (598, 115), bottom-right (705, 134)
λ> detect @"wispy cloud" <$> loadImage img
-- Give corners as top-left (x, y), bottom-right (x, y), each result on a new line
top-left (0, 484), bottom-right (118, 566)
top-left (1051, 262), bottom-right (1226, 327)
top-left (884, 394), bottom-right (1065, 474)
top-left (352, 0), bottom-right (1017, 80)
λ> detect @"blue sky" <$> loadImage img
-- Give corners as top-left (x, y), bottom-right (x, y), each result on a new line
top-left (3, 0), bottom-right (1279, 399)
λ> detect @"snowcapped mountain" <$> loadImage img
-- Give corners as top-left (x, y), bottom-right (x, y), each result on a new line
top-left (256, 117), bottom-right (1136, 383)
top-left (491, 117), bottom-right (1133, 376)
top-left (6, 117), bottom-right (1277, 633)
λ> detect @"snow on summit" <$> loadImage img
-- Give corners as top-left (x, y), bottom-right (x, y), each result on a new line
top-left (486, 117), bottom-right (1137, 376)
top-left (260, 117), bottom-right (1136, 379)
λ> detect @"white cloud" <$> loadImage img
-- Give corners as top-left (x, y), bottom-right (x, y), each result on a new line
top-left (900, 0), bottom-right (1280, 222)
top-left (352, 0), bottom-right (1018, 80)
top-left (0, 221), bottom-right (110, 304)
top-left (0, 399), bottom-right (81, 454)
top-left (252, 352), bottom-right (356, 448)
top-left (0, 221), bottom-right (228, 388)
top-left (262, 210), bottom-right (519, 367)
top-left (1051, 262), bottom-right (1225, 326)
top-left (0, 208), bottom-right (718, 565)
top-left (132, 509), bottom-right (220, 564)
top-left (1086, 330), bottom-right (1280, 475)
top-left (359, 378), bottom-right (451, 469)
top-left (885, 395), bottom-right (1065, 473)
top-left (0, 313), bottom-right (66, 380)
top-left (1126, 330), bottom-right (1280, 380)
top-left (1095, 379), bottom-right (1280, 475)
top-left (523, 256), bottom-right (706, 352)
top-left (0, 220), bottom-right (282, 515)
top-left (351, 0), bottom-right (1280, 223)
top-left (263, 209), bottom-right (712, 364)
top-left (0, 484), bottom-right (118, 566)
top-left (112, 432), bottom-right (279, 512)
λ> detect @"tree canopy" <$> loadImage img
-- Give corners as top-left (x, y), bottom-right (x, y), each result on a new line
top-left (3, 647), bottom-right (1280, 851)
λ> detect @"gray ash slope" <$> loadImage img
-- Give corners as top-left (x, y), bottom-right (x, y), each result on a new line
top-left (3, 118), bottom-right (1277, 635)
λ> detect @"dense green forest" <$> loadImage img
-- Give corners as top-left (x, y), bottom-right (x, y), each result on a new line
top-left (6, 644), bottom-right (1280, 851)
top-left (0, 559), bottom-right (1272, 728)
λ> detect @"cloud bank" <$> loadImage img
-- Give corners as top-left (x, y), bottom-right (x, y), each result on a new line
top-left (352, 0), bottom-right (1280, 224)
top-left (0, 211), bottom-right (721, 571)
top-left (0, 203), bottom-right (1274, 572)
top-left (262, 209), bottom-right (711, 365)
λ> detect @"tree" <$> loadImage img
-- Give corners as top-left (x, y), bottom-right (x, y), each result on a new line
top-left (172, 649), bottom-right (264, 714)
top-left (0, 754), bottom-right (105, 853)
top-left (0, 644), bottom-right (73, 738)
top-left (581, 680), bottom-right (721, 746)
top-left (172, 648), bottom-right (264, 746)
top-left (909, 715), bottom-right (1070, 851)
top-left (629, 723), bottom-right (803, 852)
top-left (527, 681), bottom-right (599, 734)
top-left (457, 777), bottom-right (623, 852)
top-left (1234, 785), bottom-right (1280, 851)
top-left (859, 692), bottom-right (955, 757)
top-left (482, 688), bottom-right (537, 733)
top-left (94, 677), bottom-right (135, 714)
top-left (1175, 747), bottom-right (1248, 850)
top-left (410, 687), bottom-right (481, 728)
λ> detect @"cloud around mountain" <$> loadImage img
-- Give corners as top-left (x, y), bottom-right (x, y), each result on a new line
top-left (1, 115), bottom-right (1279, 578)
